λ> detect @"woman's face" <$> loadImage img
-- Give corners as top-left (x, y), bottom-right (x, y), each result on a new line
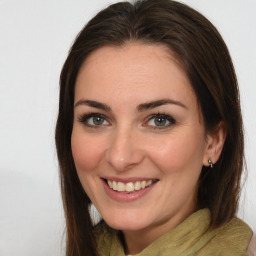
top-left (72, 43), bottom-right (210, 235)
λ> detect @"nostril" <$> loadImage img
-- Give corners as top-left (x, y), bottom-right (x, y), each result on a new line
top-left (105, 149), bottom-right (145, 172)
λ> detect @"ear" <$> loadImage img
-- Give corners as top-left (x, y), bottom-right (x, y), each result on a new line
top-left (203, 121), bottom-right (227, 167)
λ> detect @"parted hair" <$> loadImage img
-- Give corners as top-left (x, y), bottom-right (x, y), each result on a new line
top-left (55, 0), bottom-right (244, 255)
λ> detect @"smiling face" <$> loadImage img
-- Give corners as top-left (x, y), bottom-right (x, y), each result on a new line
top-left (71, 43), bottom-right (211, 240)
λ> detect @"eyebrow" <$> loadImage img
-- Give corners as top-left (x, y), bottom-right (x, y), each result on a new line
top-left (137, 99), bottom-right (187, 111)
top-left (74, 98), bottom-right (187, 112)
top-left (74, 99), bottom-right (111, 112)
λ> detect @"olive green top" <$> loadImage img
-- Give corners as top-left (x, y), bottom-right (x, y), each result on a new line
top-left (95, 209), bottom-right (252, 256)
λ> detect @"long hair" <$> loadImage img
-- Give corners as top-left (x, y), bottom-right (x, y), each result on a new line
top-left (55, 0), bottom-right (244, 255)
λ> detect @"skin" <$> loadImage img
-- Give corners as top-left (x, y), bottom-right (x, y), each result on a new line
top-left (71, 43), bottom-right (225, 254)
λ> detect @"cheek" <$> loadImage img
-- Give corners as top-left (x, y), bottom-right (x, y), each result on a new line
top-left (71, 132), bottom-right (105, 173)
top-left (146, 130), bottom-right (206, 174)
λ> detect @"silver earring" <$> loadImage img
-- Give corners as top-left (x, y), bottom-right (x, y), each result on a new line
top-left (208, 159), bottom-right (213, 168)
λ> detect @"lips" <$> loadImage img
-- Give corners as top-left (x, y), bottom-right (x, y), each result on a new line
top-left (102, 177), bottom-right (159, 202)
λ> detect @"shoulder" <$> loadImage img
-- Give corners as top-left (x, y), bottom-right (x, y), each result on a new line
top-left (219, 217), bottom-right (252, 238)
top-left (203, 217), bottom-right (253, 255)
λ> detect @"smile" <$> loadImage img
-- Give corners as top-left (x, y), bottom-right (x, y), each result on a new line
top-left (106, 179), bottom-right (157, 193)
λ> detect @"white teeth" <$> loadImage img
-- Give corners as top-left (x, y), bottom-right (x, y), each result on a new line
top-left (113, 180), bottom-right (117, 190)
top-left (134, 181), bottom-right (141, 190)
top-left (141, 181), bottom-right (146, 189)
top-left (106, 179), bottom-right (155, 193)
top-left (126, 182), bottom-right (134, 192)
top-left (107, 180), bottom-right (113, 188)
top-left (146, 180), bottom-right (153, 186)
top-left (117, 182), bottom-right (126, 192)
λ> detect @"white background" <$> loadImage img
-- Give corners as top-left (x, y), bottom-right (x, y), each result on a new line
top-left (0, 0), bottom-right (255, 255)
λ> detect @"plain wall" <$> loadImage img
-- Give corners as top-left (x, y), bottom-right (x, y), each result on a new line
top-left (0, 0), bottom-right (255, 255)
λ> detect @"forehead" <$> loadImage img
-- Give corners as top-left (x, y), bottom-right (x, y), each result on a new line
top-left (75, 43), bottom-right (196, 108)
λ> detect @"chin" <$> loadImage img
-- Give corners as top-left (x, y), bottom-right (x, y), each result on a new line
top-left (106, 220), bottom-right (148, 232)
top-left (103, 211), bottom-right (150, 231)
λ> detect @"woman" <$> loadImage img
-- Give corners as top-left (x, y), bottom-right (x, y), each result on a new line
top-left (55, 0), bottom-right (254, 255)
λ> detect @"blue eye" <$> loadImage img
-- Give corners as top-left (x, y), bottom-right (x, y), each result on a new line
top-left (78, 113), bottom-right (110, 127)
top-left (147, 114), bottom-right (176, 129)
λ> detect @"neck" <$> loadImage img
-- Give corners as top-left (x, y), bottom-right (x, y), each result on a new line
top-left (121, 207), bottom-right (195, 255)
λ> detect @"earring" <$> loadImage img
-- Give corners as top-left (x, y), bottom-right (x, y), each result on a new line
top-left (208, 159), bottom-right (213, 168)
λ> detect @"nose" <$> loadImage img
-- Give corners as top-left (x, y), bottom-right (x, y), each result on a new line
top-left (105, 128), bottom-right (144, 172)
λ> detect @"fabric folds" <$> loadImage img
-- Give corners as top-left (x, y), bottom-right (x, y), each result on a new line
top-left (95, 209), bottom-right (253, 256)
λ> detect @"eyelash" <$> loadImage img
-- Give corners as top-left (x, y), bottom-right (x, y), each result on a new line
top-left (78, 113), bottom-right (110, 128)
top-left (78, 112), bottom-right (176, 129)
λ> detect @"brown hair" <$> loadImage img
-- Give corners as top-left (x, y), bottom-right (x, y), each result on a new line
top-left (55, 0), bottom-right (244, 255)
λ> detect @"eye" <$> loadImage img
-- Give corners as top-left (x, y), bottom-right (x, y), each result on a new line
top-left (146, 114), bottom-right (176, 129)
top-left (78, 113), bottom-right (110, 128)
